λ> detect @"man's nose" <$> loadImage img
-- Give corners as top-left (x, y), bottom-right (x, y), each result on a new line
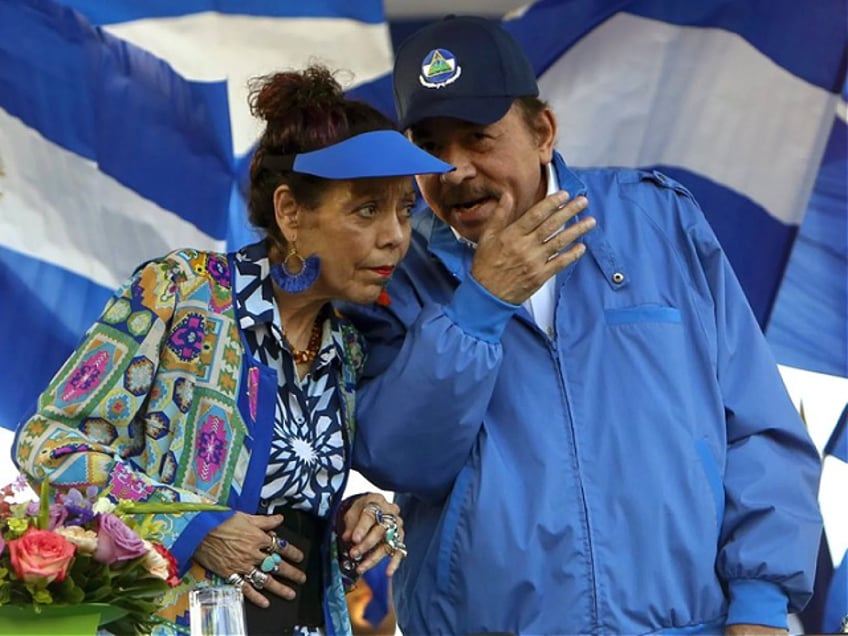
top-left (435, 143), bottom-right (474, 185)
top-left (440, 157), bottom-right (474, 185)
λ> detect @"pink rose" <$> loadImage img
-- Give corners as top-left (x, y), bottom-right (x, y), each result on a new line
top-left (94, 513), bottom-right (148, 565)
top-left (8, 528), bottom-right (76, 584)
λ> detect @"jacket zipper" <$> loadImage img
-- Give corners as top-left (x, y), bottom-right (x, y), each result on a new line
top-left (545, 325), bottom-right (601, 633)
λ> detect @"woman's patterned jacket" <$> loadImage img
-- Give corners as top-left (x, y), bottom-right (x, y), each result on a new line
top-left (12, 246), bottom-right (365, 635)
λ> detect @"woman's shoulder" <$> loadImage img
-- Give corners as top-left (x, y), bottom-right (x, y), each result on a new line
top-left (137, 247), bottom-right (231, 291)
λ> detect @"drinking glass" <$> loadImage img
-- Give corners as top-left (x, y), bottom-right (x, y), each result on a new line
top-left (189, 585), bottom-right (247, 636)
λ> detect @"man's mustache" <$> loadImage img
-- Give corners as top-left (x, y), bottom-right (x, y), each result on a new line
top-left (438, 186), bottom-right (500, 208)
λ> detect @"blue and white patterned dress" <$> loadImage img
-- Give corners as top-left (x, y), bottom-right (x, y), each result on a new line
top-left (233, 242), bottom-right (349, 636)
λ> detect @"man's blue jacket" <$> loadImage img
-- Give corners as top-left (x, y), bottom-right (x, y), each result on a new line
top-left (342, 154), bottom-right (822, 635)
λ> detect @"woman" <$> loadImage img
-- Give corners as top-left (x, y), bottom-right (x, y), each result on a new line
top-left (12, 65), bottom-right (451, 635)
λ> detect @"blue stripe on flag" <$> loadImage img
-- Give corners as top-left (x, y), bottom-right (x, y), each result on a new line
top-left (513, 0), bottom-right (847, 91)
top-left (647, 165), bottom-right (797, 327)
top-left (767, 114), bottom-right (848, 376)
top-left (54, 0), bottom-right (386, 25)
top-left (0, 247), bottom-right (112, 430)
top-left (0, 0), bottom-right (234, 239)
top-left (502, 0), bottom-right (846, 332)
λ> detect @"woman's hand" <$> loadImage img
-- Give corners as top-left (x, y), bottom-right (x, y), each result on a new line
top-left (339, 493), bottom-right (405, 577)
top-left (192, 512), bottom-right (306, 608)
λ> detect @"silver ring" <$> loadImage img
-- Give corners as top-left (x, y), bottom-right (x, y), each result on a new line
top-left (365, 502), bottom-right (384, 522)
top-left (384, 530), bottom-right (408, 557)
top-left (225, 573), bottom-right (244, 587)
top-left (246, 567), bottom-right (268, 590)
top-left (378, 513), bottom-right (398, 536)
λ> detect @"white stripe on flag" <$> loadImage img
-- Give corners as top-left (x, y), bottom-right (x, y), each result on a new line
top-left (0, 109), bottom-right (224, 289)
top-left (104, 14), bottom-right (394, 156)
top-left (539, 12), bottom-right (837, 225)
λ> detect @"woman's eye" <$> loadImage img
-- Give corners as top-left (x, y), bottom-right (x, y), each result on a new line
top-left (357, 205), bottom-right (377, 218)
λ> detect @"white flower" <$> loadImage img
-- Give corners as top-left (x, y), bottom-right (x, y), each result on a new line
top-left (92, 497), bottom-right (116, 514)
top-left (141, 540), bottom-right (170, 581)
top-left (56, 525), bottom-right (98, 555)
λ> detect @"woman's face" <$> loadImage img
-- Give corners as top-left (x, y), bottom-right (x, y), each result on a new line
top-left (292, 176), bottom-right (416, 305)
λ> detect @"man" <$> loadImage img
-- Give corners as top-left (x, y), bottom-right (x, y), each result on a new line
top-left (342, 15), bottom-right (822, 636)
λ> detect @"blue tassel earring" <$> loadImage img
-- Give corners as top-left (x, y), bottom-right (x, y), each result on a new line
top-left (270, 244), bottom-right (320, 293)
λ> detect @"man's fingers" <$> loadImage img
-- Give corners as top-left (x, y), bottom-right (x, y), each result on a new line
top-left (546, 241), bottom-right (588, 271)
top-left (537, 196), bottom-right (590, 242)
top-left (511, 190), bottom-right (572, 235)
top-left (479, 191), bottom-right (514, 241)
top-left (543, 216), bottom-right (596, 256)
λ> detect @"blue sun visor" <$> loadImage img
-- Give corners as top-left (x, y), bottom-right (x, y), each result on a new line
top-left (263, 130), bottom-right (453, 179)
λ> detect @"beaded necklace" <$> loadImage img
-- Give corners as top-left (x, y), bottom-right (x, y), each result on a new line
top-left (282, 319), bottom-right (322, 365)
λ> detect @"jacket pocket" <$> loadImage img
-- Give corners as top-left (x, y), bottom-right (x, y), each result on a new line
top-left (694, 439), bottom-right (725, 531)
top-left (436, 463), bottom-right (473, 591)
top-left (604, 305), bottom-right (682, 325)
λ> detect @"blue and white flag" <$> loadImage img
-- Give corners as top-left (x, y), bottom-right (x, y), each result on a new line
top-left (0, 0), bottom-right (393, 430)
top-left (498, 0), bottom-right (846, 330)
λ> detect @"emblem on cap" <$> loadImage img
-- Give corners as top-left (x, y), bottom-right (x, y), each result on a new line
top-left (419, 48), bottom-right (461, 89)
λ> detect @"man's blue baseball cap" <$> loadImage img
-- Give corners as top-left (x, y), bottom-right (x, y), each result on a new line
top-left (393, 15), bottom-right (539, 130)
top-left (262, 130), bottom-right (453, 179)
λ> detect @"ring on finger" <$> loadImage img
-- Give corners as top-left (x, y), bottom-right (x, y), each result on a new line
top-left (265, 531), bottom-right (278, 553)
top-left (379, 515), bottom-right (399, 543)
top-left (271, 536), bottom-right (288, 554)
top-left (226, 573), bottom-right (245, 587)
top-left (261, 552), bottom-right (283, 574)
top-left (246, 567), bottom-right (269, 590)
top-left (366, 502), bottom-right (386, 524)
top-left (384, 527), bottom-right (407, 556)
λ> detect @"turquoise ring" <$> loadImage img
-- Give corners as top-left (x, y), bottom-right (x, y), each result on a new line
top-left (260, 552), bottom-right (282, 573)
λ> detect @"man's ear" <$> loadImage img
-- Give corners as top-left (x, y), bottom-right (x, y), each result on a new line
top-left (534, 107), bottom-right (558, 164)
top-left (273, 184), bottom-right (300, 242)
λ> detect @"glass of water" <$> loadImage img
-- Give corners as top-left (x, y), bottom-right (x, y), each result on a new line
top-left (189, 585), bottom-right (247, 636)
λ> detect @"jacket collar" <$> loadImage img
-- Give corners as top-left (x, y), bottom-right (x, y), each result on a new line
top-left (419, 152), bottom-right (627, 292)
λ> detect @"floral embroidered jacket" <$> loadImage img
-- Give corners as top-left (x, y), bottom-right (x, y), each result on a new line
top-left (12, 246), bottom-right (365, 635)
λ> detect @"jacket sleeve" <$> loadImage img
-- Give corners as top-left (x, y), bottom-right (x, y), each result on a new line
top-left (345, 268), bottom-right (518, 500)
top-left (12, 257), bottom-right (234, 574)
top-left (686, 202), bottom-right (822, 627)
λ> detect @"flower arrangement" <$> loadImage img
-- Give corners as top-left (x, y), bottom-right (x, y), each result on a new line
top-left (0, 475), bottom-right (222, 634)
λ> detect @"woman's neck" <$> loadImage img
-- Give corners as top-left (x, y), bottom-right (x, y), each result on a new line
top-left (273, 290), bottom-right (325, 351)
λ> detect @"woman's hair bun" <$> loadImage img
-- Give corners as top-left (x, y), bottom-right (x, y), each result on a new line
top-left (248, 65), bottom-right (345, 124)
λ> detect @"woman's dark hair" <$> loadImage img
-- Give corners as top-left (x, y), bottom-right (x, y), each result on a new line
top-left (246, 65), bottom-right (395, 243)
